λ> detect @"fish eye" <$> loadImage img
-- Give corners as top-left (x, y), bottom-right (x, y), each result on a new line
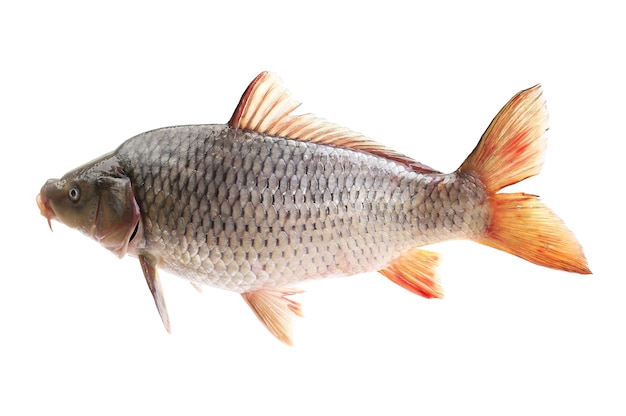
top-left (68, 185), bottom-right (80, 202)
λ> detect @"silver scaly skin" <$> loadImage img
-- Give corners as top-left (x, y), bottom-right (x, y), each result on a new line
top-left (117, 125), bottom-right (489, 292)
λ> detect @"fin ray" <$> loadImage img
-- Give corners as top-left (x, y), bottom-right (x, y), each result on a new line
top-left (480, 193), bottom-right (590, 274)
top-left (229, 72), bottom-right (440, 174)
top-left (379, 248), bottom-right (443, 299)
top-left (139, 254), bottom-right (171, 333)
top-left (242, 287), bottom-right (304, 345)
top-left (459, 85), bottom-right (547, 192)
top-left (459, 85), bottom-right (590, 274)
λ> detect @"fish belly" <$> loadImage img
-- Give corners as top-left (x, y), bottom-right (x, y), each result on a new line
top-left (117, 125), bottom-right (488, 292)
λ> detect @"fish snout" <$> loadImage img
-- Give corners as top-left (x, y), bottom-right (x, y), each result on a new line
top-left (37, 179), bottom-right (60, 231)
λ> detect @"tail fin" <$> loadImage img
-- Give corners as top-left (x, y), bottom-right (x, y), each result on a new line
top-left (459, 85), bottom-right (590, 274)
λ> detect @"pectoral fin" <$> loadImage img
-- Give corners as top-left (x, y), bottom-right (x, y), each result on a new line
top-left (139, 254), bottom-right (171, 333)
top-left (242, 287), bottom-right (304, 346)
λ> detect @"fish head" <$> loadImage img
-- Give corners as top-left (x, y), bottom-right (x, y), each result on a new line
top-left (37, 155), bottom-right (141, 258)
top-left (37, 175), bottom-right (100, 232)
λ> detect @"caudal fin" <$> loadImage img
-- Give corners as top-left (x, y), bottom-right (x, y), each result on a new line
top-left (459, 85), bottom-right (590, 274)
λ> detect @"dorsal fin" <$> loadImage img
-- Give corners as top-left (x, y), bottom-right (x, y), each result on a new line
top-left (229, 72), bottom-right (440, 174)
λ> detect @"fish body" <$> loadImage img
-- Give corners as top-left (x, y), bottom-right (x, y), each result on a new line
top-left (37, 72), bottom-right (590, 344)
top-left (117, 125), bottom-right (487, 292)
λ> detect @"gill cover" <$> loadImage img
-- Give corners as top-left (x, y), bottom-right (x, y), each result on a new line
top-left (94, 176), bottom-right (141, 258)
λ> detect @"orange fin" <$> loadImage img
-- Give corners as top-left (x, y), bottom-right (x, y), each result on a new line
top-left (139, 254), bottom-right (171, 333)
top-left (460, 84), bottom-right (547, 192)
top-left (480, 193), bottom-right (591, 274)
top-left (229, 71), bottom-right (440, 174)
top-left (242, 287), bottom-right (304, 345)
top-left (460, 85), bottom-right (590, 274)
top-left (379, 248), bottom-right (443, 299)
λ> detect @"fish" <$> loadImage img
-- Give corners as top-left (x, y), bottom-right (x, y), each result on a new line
top-left (37, 72), bottom-right (591, 344)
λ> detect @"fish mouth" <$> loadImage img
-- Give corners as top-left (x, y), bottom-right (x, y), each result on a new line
top-left (36, 192), bottom-right (56, 231)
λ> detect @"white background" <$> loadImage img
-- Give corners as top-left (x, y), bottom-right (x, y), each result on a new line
top-left (1, 1), bottom-right (622, 415)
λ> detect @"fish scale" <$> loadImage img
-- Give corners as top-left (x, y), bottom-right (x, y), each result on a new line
top-left (37, 72), bottom-right (589, 344)
top-left (117, 124), bottom-right (486, 292)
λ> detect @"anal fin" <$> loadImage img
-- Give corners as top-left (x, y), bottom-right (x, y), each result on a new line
top-left (379, 248), bottom-right (443, 299)
top-left (139, 254), bottom-right (171, 333)
top-left (242, 287), bottom-right (304, 346)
